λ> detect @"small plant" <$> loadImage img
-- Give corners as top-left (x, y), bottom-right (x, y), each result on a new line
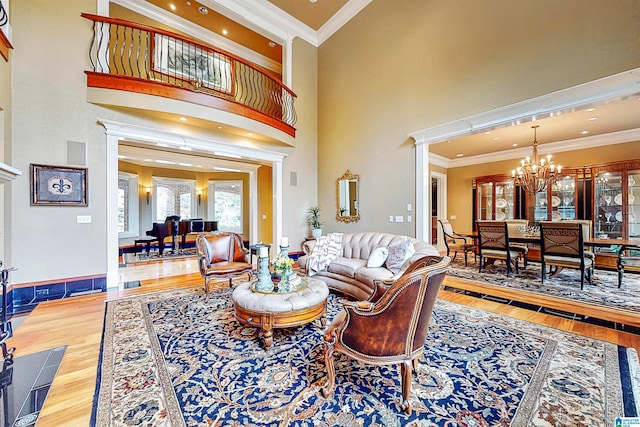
top-left (307, 206), bottom-right (324, 229)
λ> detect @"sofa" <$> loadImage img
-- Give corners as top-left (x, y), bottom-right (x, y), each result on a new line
top-left (297, 232), bottom-right (440, 300)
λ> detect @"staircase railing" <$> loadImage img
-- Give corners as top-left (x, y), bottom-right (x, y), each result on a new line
top-left (82, 14), bottom-right (297, 136)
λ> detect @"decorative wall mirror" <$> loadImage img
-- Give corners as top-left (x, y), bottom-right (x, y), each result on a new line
top-left (336, 169), bottom-right (360, 223)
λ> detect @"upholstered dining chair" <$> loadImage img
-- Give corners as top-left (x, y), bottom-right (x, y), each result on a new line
top-left (618, 244), bottom-right (640, 288)
top-left (477, 221), bottom-right (520, 277)
top-left (195, 232), bottom-right (253, 297)
top-left (438, 219), bottom-right (476, 266)
top-left (540, 221), bottom-right (593, 290)
top-left (505, 219), bottom-right (529, 268)
top-left (321, 255), bottom-right (451, 414)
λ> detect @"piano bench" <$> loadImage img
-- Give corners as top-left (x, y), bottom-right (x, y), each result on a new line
top-left (134, 237), bottom-right (159, 255)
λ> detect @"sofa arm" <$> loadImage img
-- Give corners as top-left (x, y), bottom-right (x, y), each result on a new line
top-left (302, 239), bottom-right (317, 255)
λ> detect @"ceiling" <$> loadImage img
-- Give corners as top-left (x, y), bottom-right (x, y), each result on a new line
top-left (267, 0), bottom-right (350, 30)
top-left (430, 95), bottom-right (640, 161)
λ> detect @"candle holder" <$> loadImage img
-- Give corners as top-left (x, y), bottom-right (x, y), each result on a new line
top-left (255, 252), bottom-right (274, 292)
top-left (279, 244), bottom-right (289, 258)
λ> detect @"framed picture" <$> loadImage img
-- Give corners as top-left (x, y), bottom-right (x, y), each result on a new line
top-left (30, 164), bottom-right (88, 206)
top-left (152, 34), bottom-right (233, 94)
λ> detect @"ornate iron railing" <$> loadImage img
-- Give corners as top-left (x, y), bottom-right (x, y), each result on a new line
top-left (82, 14), bottom-right (297, 136)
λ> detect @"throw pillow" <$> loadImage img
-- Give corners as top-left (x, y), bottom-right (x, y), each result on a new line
top-left (367, 247), bottom-right (389, 268)
top-left (385, 239), bottom-right (412, 274)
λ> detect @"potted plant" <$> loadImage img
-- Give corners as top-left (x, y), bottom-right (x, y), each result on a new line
top-left (307, 206), bottom-right (324, 238)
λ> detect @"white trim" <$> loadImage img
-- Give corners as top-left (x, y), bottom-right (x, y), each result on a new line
top-left (208, 180), bottom-right (244, 234)
top-left (430, 171), bottom-right (447, 253)
top-left (112, 0), bottom-right (282, 75)
top-left (409, 67), bottom-right (640, 145)
top-left (415, 142), bottom-right (429, 242)
top-left (428, 153), bottom-right (449, 169)
top-left (106, 133), bottom-right (119, 289)
top-left (152, 177), bottom-right (197, 222)
top-left (317, 0), bottom-right (372, 45)
top-left (117, 171), bottom-right (139, 238)
top-left (0, 162), bottom-right (21, 183)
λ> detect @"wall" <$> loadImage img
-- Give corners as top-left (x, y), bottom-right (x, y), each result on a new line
top-left (0, 29), bottom-right (10, 264)
top-left (317, 0), bottom-right (640, 237)
top-left (447, 141), bottom-right (640, 232)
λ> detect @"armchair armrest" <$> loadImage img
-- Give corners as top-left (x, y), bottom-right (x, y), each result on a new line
top-left (368, 278), bottom-right (394, 302)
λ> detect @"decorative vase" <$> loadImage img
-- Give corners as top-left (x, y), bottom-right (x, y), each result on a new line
top-left (311, 228), bottom-right (322, 239)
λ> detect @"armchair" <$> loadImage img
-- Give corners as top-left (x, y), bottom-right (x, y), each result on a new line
top-left (617, 244), bottom-right (640, 288)
top-left (540, 221), bottom-right (593, 290)
top-left (438, 219), bottom-right (476, 266)
top-left (477, 221), bottom-right (521, 277)
top-left (321, 255), bottom-right (451, 414)
top-left (195, 232), bottom-right (253, 297)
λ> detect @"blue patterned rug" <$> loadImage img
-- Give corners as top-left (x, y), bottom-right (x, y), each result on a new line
top-left (91, 286), bottom-right (640, 426)
top-left (446, 258), bottom-right (640, 315)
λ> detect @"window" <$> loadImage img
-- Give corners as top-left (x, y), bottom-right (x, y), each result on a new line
top-left (153, 178), bottom-right (196, 221)
top-left (208, 180), bottom-right (243, 234)
top-left (118, 172), bottom-right (139, 238)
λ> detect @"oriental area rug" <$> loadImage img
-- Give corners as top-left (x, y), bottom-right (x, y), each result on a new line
top-left (91, 286), bottom-right (640, 426)
top-left (445, 258), bottom-right (640, 315)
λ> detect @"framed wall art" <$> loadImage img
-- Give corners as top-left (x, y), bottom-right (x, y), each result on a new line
top-left (30, 164), bottom-right (88, 206)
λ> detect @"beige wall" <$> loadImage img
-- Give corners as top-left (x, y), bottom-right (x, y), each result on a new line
top-left (0, 30), bottom-right (10, 264)
top-left (318, 0), bottom-right (640, 237)
top-left (447, 141), bottom-right (640, 232)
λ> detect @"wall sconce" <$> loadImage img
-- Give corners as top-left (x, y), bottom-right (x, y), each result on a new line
top-left (197, 190), bottom-right (203, 206)
top-left (145, 187), bottom-right (151, 204)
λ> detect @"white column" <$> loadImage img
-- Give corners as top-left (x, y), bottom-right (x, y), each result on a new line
top-left (249, 170), bottom-right (257, 244)
top-left (283, 35), bottom-right (294, 89)
top-left (272, 159), bottom-right (284, 254)
top-left (415, 140), bottom-right (431, 243)
top-left (106, 133), bottom-right (119, 288)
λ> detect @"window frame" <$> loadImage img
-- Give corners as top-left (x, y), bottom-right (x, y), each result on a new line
top-left (152, 177), bottom-right (197, 222)
top-left (208, 180), bottom-right (244, 234)
top-left (118, 172), bottom-right (140, 238)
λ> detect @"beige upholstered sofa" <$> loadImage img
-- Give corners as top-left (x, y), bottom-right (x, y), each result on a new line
top-left (297, 232), bottom-right (440, 300)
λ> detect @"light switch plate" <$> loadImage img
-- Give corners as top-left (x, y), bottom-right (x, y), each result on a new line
top-left (407, 203), bottom-right (412, 212)
top-left (450, 215), bottom-right (457, 220)
top-left (77, 215), bottom-right (92, 224)
top-left (389, 216), bottom-right (394, 223)
top-left (395, 215), bottom-right (404, 223)
top-left (407, 215), bottom-right (412, 223)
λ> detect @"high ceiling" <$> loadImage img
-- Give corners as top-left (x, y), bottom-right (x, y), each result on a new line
top-left (268, 0), bottom-right (350, 30)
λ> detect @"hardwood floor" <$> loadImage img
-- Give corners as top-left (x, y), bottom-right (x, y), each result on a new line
top-left (6, 260), bottom-right (640, 426)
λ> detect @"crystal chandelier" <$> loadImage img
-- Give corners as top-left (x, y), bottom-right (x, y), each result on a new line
top-left (512, 125), bottom-right (561, 194)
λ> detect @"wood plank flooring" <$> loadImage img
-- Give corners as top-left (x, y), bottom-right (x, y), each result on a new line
top-left (6, 260), bottom-right (640, 426)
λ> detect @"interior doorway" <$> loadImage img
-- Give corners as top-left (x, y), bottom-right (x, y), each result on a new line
top-left (430, 171), bottom-right (447, 253)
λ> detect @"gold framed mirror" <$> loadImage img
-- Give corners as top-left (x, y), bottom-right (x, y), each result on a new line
top-left (336, 169), bottom-right (360, 223)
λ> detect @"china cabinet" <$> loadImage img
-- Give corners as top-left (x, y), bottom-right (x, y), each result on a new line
top-left (533, 168), bottom-right (591, 222)
top-left (472, 174), bottom-right (526, 226)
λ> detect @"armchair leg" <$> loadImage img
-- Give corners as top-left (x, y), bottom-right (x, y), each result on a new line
top-left (400, 360), bottom-right (413, 414)
top-left (321, 343), bottom-right (336, 398)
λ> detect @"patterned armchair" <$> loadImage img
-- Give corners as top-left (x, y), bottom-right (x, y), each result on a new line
top-left (540, 221), bottom-right (593, 289)
top-left (321, 255), bottom-right (451, 414)
top-left (195, 232), bottom-right (253, 297)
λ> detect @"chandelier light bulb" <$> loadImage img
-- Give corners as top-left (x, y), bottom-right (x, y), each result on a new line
top-left (513, 125), bottom-right (558, 194)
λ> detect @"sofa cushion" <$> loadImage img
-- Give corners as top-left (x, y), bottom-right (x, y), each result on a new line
top-left (354, 267), bottom-right (395, 289)
top-left (367, 247), bottom-right (389, 268)
top-left (385, 238), bottom-right (413, 274)
top-left (327, 257), bottom-right (367, 278)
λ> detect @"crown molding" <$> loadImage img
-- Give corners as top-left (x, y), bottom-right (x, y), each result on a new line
top-left (440, 128), bottom-right (640, 168)
top-left (317, 0), bottom-right (372, 45)
top-left (409, 67), bottom-right (640, 145)
top-left (428, 153), bottom-right (450, 169)
top-left (112, 0), bottom-right (281, 74)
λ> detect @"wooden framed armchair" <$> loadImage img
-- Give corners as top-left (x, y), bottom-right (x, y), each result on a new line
top-left (195, 232), bottom-right (253, 297)
top-left (617, 244), bottom-right (640, 288)
top-left (477, 221), bottom-right (521, 277)
top-left (540, 221), bottom-right (593, 289)
top-left (321, 255), bottom-right (451, 414)
top-left (438, 219), bottom-right (475, 266)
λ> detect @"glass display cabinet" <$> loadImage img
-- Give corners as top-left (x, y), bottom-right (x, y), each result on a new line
top-left (592, 161), bottom-right (640, 241)
top-left (534, 173), bottom-right (577, 222)
top-left (473, 174), bottom-right (524, 224)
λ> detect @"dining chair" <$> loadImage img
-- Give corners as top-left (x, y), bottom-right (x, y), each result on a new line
top-left (438, 219), bottom-right (476, 266)
top-left (505, 219), bottom-right (529, 268)
top-left (321, 256), bottom-right (451, 414)
top-left (540, 221), bottom-right (593, 290)
top-left (476, 221), bottom-right (520, 277)
top-left (618, 244), bottom-right (640, 288)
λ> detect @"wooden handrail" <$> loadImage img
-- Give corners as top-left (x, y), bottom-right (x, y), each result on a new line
top-left (82, 13), bottom-right (297, 136)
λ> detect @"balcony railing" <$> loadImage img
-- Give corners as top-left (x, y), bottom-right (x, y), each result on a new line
top-left (82, 13), bottom-right (297, 137)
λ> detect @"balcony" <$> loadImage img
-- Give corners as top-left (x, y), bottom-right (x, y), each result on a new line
top-left (82, 14), bottom-right (297, 137)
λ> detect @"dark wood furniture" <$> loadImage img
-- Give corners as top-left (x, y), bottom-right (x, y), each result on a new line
top-left (177, 219), bottom-right (218, 250)
top-left (617, 243), bottom-right (640, 288)
top-left (540, 221), bottom-right (593, 289)
top-left (133, 237), bottom-right (158, 255)
top-left (476, 221), bottom-right (521, 277)
top-left (439, 219), bottom-right (475, 266)
top-left (321, 256), bottom-right (450, 414)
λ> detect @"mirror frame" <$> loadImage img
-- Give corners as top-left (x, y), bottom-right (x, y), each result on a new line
top-left (336, 169), bottom-right (360, 223)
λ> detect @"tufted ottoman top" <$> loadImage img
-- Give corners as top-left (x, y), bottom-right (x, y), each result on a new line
top-left (232, 277), bottom-right (329, 313)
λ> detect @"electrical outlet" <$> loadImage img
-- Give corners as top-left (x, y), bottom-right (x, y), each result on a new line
top-left (389, 216), bottom-right (394, 223)
top-left (395, 216), bottom-right (404, 223)
top-left (262, 214), bottom-right (267, 220)
top-left (407, 203), bottom-right (412, 212)
top-left (450, 215), bottom-right (457, 220)
top-left (77, 215), bottom-right (92, 224)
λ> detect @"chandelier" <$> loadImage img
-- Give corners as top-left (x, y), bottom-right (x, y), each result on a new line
top-left (512, 125), bottom-right (561, 194)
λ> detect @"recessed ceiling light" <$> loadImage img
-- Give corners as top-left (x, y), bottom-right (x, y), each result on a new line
top-left (169, 3), bottom-right (176, 11)
top-left (309, 0), bottom-right (317, 3)
top-left (588, 117), bottom-right (598, 121)
top-left (456, 153), bottom-right (464, 157)
top-left (179, 117), bottom-right (187, 122)
top-left (217, 126), bottom-right (223, 129)
top-left (586, 107), bottom-right (596, 112)
top-left (222, 29), bottom-right (228, 36)
top-left (581, 130), bottom-right (589, 135)
top-left (268, 41), bottom-right (276, 48)
top-left (156, 160), bottom-right (174, 164)
top-left (512, 143), bottom-right (518, 147)
top-left (178, 162), bottom-right (192, 167)
top-left (247, 132), bottom-right (253, 136)
top-left (492, 137), bottom-right (500, 141)
top-left (179, 146), bottom-right (192, 151)
top-left (185, 1), bottom-right (191, 5)
top-left (484, 131), bottom-right (491, 135)
top-left (198, 6), bottom-right (208, 14)
top-left (214, 167), bottom-right (242, 172)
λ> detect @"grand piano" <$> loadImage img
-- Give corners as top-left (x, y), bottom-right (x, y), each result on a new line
top-left (146, 217), bottom-right (218, 255)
